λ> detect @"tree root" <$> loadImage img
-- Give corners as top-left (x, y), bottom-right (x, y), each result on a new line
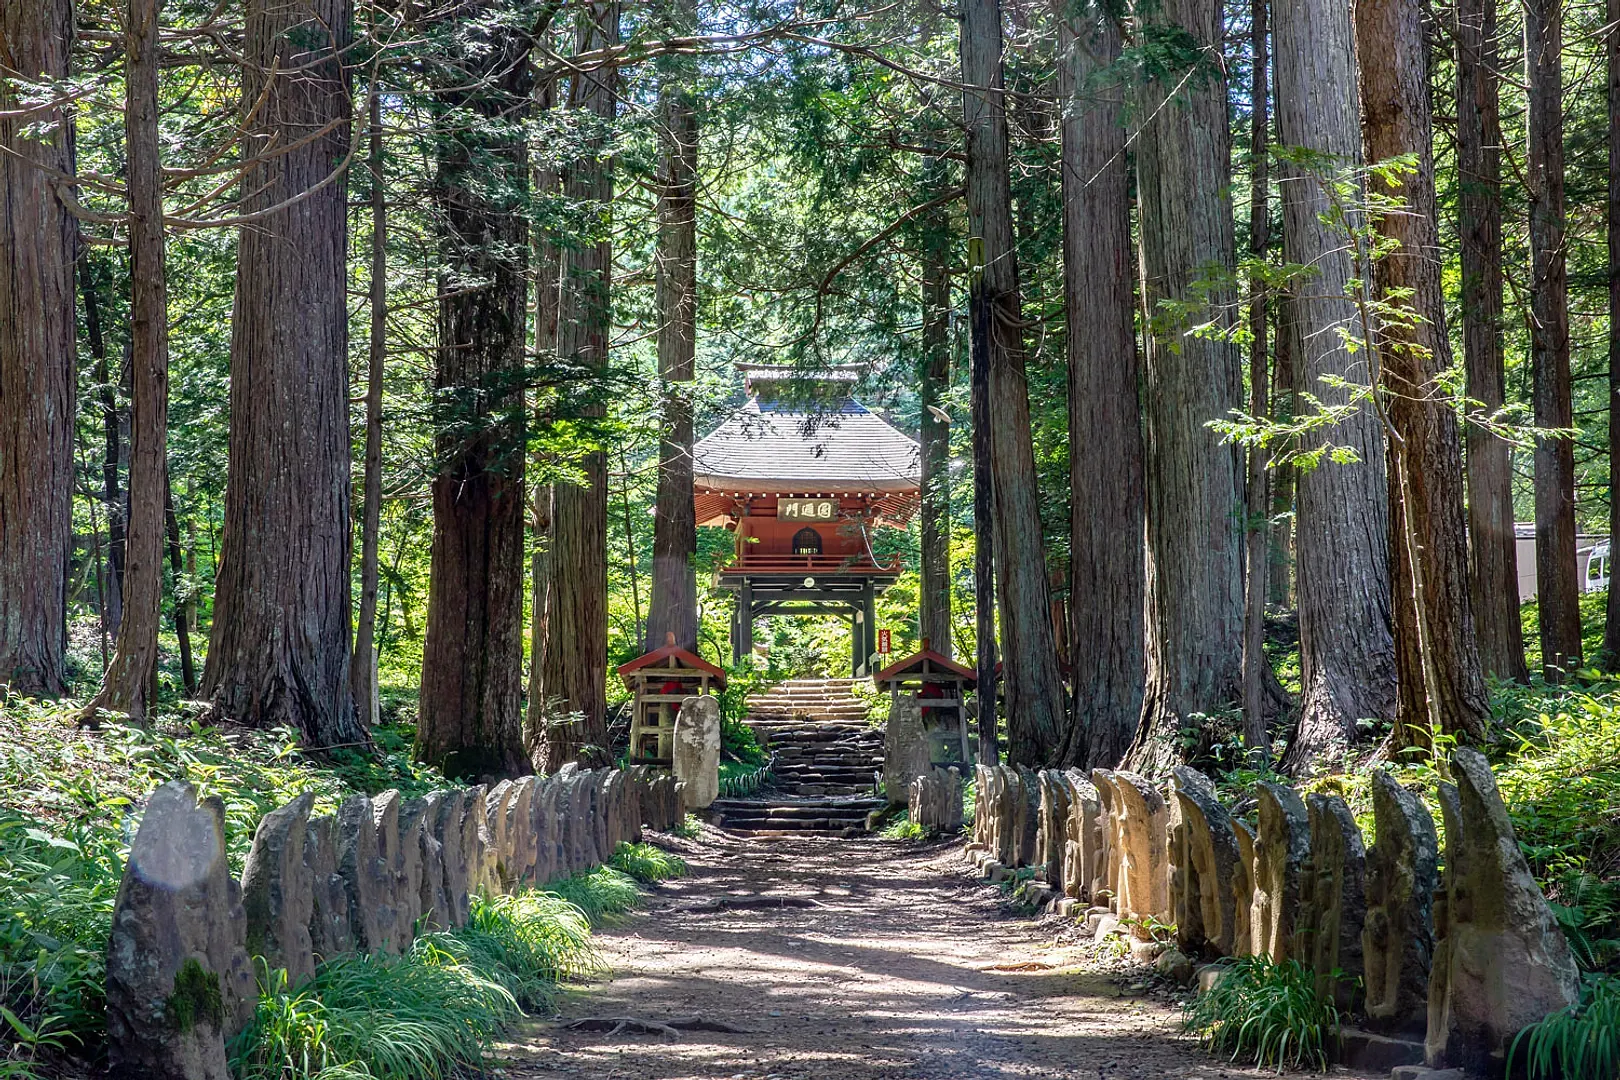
top-left (564, 1015), bottom-right (754, 1040)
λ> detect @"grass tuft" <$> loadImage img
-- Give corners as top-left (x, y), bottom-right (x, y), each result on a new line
top-left (543, 866), bottom-right (644, 927)
top-left (1182, 956), bottom-right (1339, 1073)
top-left (1510, 973), bottom-right (1620, 1080)
top-left (606, 842), bottom-right (686, 884)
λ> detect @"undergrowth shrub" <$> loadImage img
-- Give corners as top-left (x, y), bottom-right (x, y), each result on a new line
top-left (1510, 973), bottom-right (1620, 1080)
top-left (606, 842), bottom-right (686, 883)
top-left (879, 813), bottom-right (925, 842)
top-left (544, 866), bottom-right (643, 926)
top-left (1182, 956), bottom-right (1339, 1073)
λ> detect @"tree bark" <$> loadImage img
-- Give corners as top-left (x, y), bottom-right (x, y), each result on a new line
top-left (1606, 0), bottom-right (1620, 668)
top-left (970, 269), bottom-right (998, 765)
top-left (1458, 0), bottom-right (1527, 682)
top-left (1273, 0), bottom-right (1396, 772)
top-left (960, 0), bottom-right (1067, 767)
top-left (0, 0), bottom-right (75, 696)
top-left (164, 479), bottom-right (194, 696)
top-left (1128, 0), bottom-right (1246, 775)
top-left (537, 1), bottom-right (619, 772)
top-left (1268, 319), bottom-right (1297, 607)
top-left (1524, 0), bottom-right (1580, 680)
top-left (1056, 2), bottom-right (1143, 770)
top-left (1355, 0), bottom-right (1492, 748)
top-left (352, 88), bottom-right (387, 727)
top-left (82, 258), bottom-right (126, 639)
top-left (1242, 0), bottom-right (1272, 758)
top-left (918, 159), bottom-right (953, 659)
top-left (84, 0), bottom-right (167, 723)
top-left (645, 4), bottom-right (700, 655)
top-left (418, 1), bottom-right (532, 780)
top-left (203, 0), bottom-right (365, 748)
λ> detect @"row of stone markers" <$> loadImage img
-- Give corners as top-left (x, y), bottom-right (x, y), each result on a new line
top-left (106, 763), bottom-right (684, 1080)
top-left (963, 749), bottom-right (1582, 1076)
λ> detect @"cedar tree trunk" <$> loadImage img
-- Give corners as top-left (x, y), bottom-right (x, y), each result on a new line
top-left (1128, 0), bottom-right (1246, 774)
top-left (1607, 0), bottom-right (1620, 667)
top-left (1274, 0), bottom-right (1396, 772)
top-left (418, 4), bottom-right (531, 779)
top-left (0, 0), bottom-right (75, 696)
top-left (1242, 0), bottom-right (1271, 756)
top-left (959, 0), bottom-right (1067, 766)
top-left (537, 1), bottom-right (618, 771)
top-left (1056, 2), bottom-right (1143, 769)
top-left (1355, 0), bottom-right (1492, 747)
top-left (1458, 0), bottom-right (1527, 681)
top-left (1524, 0), bottom-right (1580, 679)
top-left (352, 88), bottom-right (386, 726)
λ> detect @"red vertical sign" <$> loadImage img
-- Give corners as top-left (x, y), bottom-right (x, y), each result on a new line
top-left (878, 628), bottom-right (892, 655)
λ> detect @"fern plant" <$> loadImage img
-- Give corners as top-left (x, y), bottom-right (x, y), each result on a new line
top-left (1510, 974), bottom-right (1620, 1080)
top-left (1182, 956), bottom-right (1340, 1073)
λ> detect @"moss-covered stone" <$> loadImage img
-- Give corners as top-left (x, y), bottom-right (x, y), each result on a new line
top-left (166, 958), bottom-right (224, 1035)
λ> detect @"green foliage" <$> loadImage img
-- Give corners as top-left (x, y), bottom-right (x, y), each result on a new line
top-left (1510, 974), bottom-right (1620, 1080)
top-left (450, 891), bottom-right (602, 1005)
top-left (668, 814), bottom-right (701, 840)
top-left (879, 813), bottom-right (925, 842)
top-left (542, 866), bottom-right (643, 927)
top-left (1182, 957), bottom-right (1340, 1073)
top-left (166, 958), bottom-right (225, 1035)
top-left (605, 842), bottom-right (687, 884)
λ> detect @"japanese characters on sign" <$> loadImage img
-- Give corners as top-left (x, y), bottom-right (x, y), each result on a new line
top-left (878, 628), bottom-right (892, 655)
top-left (778, 498), bottom-right (838, 521)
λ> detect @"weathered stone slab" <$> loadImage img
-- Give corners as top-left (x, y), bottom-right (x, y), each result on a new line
top-left (1037, 770), bottom-right (1073, 886)
top-left (1425, 750), bottom-right (1580, 1073)
top-left (505, 777), bottom-right (536, 886)
top-left (304, 812), bottom-right (354, 960)
top-left (431, 789), bottom-right (469, 927)
top-left (1169, 766), bottom-right (1240, 956)
top-left (459, 784), bottom-right (487, 905)
top-left (107, 782), bottom-right (255, 1080)
top-left (909, 766), bottom-right (963, 833)
top-left (1305, 793), bottom-right (1366, 1009)
top-left (409, 793), bottom-right (451, 932)
top-left (1363, 771), bottom-right (1437, 1034)
top-left (883, 694), bottom-right (931, 806)
top-left (1252, 782), bottom-right (1310, 963)
top-left (336, 794), bottom-right (387, 953)
top-left (674, 695), bottom-right (721, 809)
top-left (483, 780), bottom-right (514, 890)
top-left (241, 792), bottom-right (315, 987)
top-left (372, 791), bottom-right (417, 953)
top-left (1090, 770), bottom-right (1121, 907)
top-left (1111, 771), bottom-right (1170, 923)
top-left (531, 777), bottom-right (556, 886)
top-left (1231, 818), bottom-right (1257, 957)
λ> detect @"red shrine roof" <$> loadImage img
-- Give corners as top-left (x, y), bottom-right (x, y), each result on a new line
top-left (874, 647), bottom-right (977, 687)
top-left (616, 633), bottom-right (727, 689)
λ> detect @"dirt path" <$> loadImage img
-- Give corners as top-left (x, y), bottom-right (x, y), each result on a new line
top-left (504, 828), bottom-right (1380, 1080)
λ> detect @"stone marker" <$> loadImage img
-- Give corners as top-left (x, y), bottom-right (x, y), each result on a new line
top-left (505, 777), bottom-right (536, 886)
top-left (459, 784), bottom-right (487, 907)
top-left (409, 794), bottom-right (451, 932)
top-left (1363, 771), bottom-right (1437, 1034)
top-left (674, 695), bottom-right (721, 809)
top-left (373, 791), bottom-right (419, 952)
top-left (1425, 749), bottom-right (1580, 1073)
top-left (531, 777), bottom-right (556, 886)
top-left (336, 794), bottom-right (387, 953)
top-left (1013, 767), bottom-right (1042, 869)
top-left (883, 694), bottom-right (931, 806)
top-left (1169, 766), bottom-right (1240, 956)
top-left (909, 766), bottom-right (963, 833)
top-left (1305, 793), bottom-right (1366, 1009)
top-left (106, 782), bottom-right (256, 1080)
top-left (1090, 770), bottom-right (1121, 907)
top-left (304, 813), bottom-right (354, 959)
top-left (432, 789), bottom-right (469, 928)
top-left (1231, 819), bottom-right (1257, 956)
top-left (1111, 771), bottom-right (1171, 923)
top-left (240, 792), bottom-right (316, 987)
top-left (483, 780), bottom-right (513, 889)
top-left (1252, 782), bottom-right (1310, 963)
top-left (1037, 770), bottom-right (1073, 886)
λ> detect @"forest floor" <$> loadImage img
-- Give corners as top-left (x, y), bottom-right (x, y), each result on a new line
top-left (501, 827), bottom-right (1383, 1080)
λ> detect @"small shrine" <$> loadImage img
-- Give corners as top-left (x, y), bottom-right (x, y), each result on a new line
top-left (617, 632), bottom-right (726, 767)
top-left (693, 364), bottom-right (921, 675)
top-left (873, 640), bottom-right (976, 766)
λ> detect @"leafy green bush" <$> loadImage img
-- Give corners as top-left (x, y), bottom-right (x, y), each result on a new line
top-left (543, 866), bottom-right (643, 927)
top-left (1510, 973), bottom-right (1620, 1079)
top-left (879, 813), bottom-right (925, 841)
top-left (606, 842), bottom-right (687, 883)
top-left (1183, 957), bottom-right (1340, 1072)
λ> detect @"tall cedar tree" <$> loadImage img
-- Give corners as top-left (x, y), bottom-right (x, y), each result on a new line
top-left (1241, 0), bottom-right (1270, 754)
top-left (1608, 0), bottom-right (1620, 667)
top-left (538, 1), bottom-right (619, 771)
top-left (645, 0), bottom-right (701, 655)
top-left (352, 89), bottom-right (387, 725)
top-left (970, 246), bottom-right (998, 764)
top-left (1355, 0), bottom-right (1492, 746)
top-left (1129, 0), bottom-right (1246, 773)
top-left (0, 0), bottom-right (75, 696)
top-left (1458, 0), bottom-right (1528, 680)
top-left (917, 88), bottom-right (953, 658)
top-left (204, 0), bottom-right (367, 748)
top-left (1525, 0), bottom-right (1581, 679)
top-left (960, 0), bottom-right (1067, 766)
top-left (85, 0), bottom-right (167, 722)
top-left (417, 4), bottom-right (532, 779)
top-left (1057, 0), bottom-right (1144, 769)
top-left (1273, 0), bottom-right (1396, 770)
top-left (526, 71), bottom-right (561, 758)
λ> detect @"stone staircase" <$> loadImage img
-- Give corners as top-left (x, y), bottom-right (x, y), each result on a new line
top-left (709, 678), bottom-right (887, 836)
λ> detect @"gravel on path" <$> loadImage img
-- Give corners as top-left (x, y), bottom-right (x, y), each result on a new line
top-left (502, 826), bottom-right (1382, 1080)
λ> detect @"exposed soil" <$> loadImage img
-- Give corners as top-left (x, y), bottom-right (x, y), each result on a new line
top-left (503, 827), bottom-right (1382, 1080)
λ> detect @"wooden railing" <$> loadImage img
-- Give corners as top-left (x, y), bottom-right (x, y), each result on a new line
top-left (721, 552), bottom-right (902, 574)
